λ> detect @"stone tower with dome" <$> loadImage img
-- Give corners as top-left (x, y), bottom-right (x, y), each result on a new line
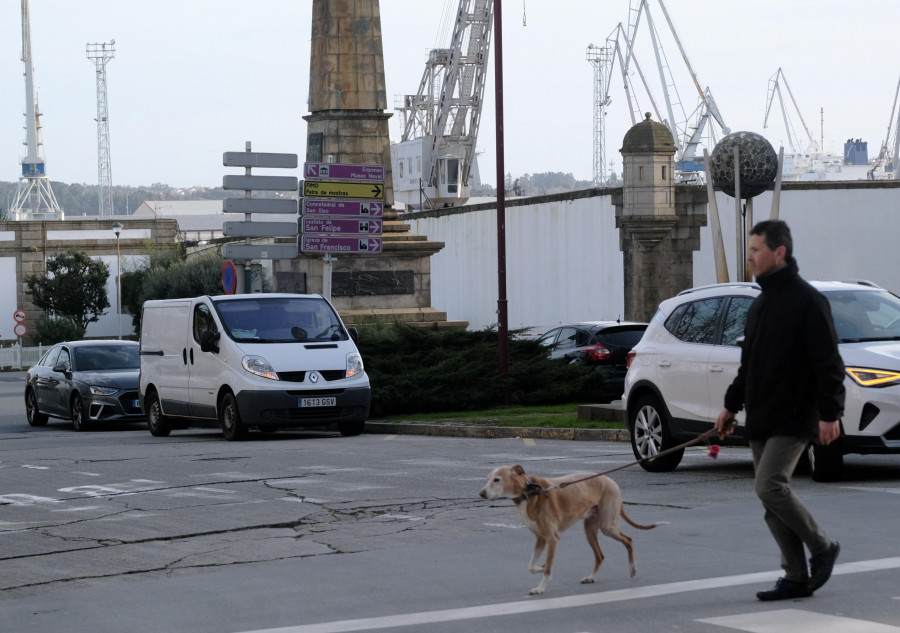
top-left (613, 113), bottom-right (708, 322)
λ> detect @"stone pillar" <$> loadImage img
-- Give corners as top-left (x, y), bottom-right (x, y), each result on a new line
top-left (614, 114), bottom-right (707, 322)
top-left (304, 0), bottom-right (395, 216)
top-left (275, 0), bottom-right (465, 329)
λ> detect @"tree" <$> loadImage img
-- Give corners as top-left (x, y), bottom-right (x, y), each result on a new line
top-left (26, 250), bottom-right (110, 338)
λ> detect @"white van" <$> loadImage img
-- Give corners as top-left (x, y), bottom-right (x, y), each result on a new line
top-left (139, 293), bottom-right (370, 440)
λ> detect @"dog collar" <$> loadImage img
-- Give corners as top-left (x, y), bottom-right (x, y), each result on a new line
top-left (513, 479), bottom-right (544, 504)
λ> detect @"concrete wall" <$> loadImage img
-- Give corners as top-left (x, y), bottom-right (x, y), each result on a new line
top-left (405, 181), bottom-right (900, 332)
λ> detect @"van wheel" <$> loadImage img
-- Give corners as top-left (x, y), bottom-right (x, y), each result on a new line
top-left (220, 392), bottom-right (247, 441)
top-left (629, 394), bottom-right (684, 472)
top-left (808, 439), bottom-right (844, 482)
top-left (25, 389), bottom-right (48, 426)
top-left (146, 391), bottom-right (172, 437)
top-left (338, 420), bottom-right (365, 437)
top-left (71, 395), bottom-right (91, 432)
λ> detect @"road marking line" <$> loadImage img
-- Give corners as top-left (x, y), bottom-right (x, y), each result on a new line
top-left (523, 438), bottom-right (536, 446)
top-left (236, 557), bottom-right (900, 633)
top-left (698, 608), bottom-right (900, 632)
top-left (382, 435), bottom-right (397, 440)
top-left (841, 486), bottom-right (900, 495)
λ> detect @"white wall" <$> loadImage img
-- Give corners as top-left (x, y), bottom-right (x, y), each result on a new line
top-left (407, 185), bottom-right (900, 332)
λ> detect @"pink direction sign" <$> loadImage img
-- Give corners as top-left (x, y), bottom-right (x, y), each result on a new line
top-left (304, 162), bottom-right (385, 182)
top-left (301, 217), bottom-right (382, 235)
top-left (301, 199), bottom-right (384, 217)
top-left (300, 235), bottom-right (383, 254)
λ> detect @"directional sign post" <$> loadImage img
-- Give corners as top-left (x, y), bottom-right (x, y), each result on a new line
top-left (297, 162), bottom-right (387, 300)
top-left (301, 217), bottom-right (382, 235)
top-left (300, 236), bottom-right (383, 254)
top-left (301, 199), bottom-right (383, 217)
top-left (303, 180), bottom-right (384, 200)
top-left (304, 162), bottom-right (385, 182)
top-left (221, 144), bottom-right (301, 286)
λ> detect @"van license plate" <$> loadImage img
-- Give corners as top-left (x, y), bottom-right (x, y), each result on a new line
top-left (132, 399), bottom-right (141, 409)
top-left (299, 397), bottom-right (336, 407)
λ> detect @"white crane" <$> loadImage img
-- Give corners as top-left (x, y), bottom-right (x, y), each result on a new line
top-left (869, 76), bottom-right (900, 180)
top-left (391, 0), bottom-right (493, 210)
top-left (10, 0), bottom-right (63, 221)
top-left (763, 67), bottom-right (818, 154)
top-left (587, 0), bottom-right (729, 184)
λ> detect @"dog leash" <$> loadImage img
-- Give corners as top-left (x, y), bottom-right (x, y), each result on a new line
top-left (516, 427), bottom-right (720, 502)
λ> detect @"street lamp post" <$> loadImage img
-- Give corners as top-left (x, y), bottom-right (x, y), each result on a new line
top-left (111, 221), bottom-right (123, 340)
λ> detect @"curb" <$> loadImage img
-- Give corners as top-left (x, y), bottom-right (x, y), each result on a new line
top-left (364, 422), bottom-right (631, 442)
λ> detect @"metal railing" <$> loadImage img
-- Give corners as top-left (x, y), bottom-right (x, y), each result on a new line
top-left (0, 343), bottom-right (45, 370)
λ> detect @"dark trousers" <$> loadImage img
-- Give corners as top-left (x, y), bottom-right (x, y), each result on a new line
top-left (750, 435), bottom-right (831, 582)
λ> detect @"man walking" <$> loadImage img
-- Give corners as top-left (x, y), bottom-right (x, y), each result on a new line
top-left (715, 219), bottom-right (843, 601)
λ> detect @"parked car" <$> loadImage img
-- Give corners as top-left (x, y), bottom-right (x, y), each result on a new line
top-left (539, 320), bottom-right (648, 402)
top-left (25, 340), bottom-right (145, 431)
top-left (623, 280), bottom-right (900, 481)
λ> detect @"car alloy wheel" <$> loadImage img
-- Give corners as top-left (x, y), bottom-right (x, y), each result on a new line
top-left (630, 394), bottom-right (684, 472)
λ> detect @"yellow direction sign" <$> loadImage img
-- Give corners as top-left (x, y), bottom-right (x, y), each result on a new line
top-left (303, 180), bottom-right (384, 200)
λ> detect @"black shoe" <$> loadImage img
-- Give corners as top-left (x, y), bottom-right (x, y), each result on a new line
top-left (809, 541), bottom-right (840, 592)
top-left (756, 577), bottom-right (812, 601)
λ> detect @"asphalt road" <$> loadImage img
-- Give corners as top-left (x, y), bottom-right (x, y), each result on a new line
top-left (2, 371), bottom-right (900, 633)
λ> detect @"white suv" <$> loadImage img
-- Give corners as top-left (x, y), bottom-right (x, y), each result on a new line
top-left (622, 280), bottom-right (900, 481)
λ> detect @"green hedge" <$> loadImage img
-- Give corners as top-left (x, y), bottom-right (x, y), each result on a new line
top-left (356, 323), bottom-right (606, 417)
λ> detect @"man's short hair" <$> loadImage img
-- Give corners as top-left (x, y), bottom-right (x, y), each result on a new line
top-left (750, 219), bottom-right (793, 260)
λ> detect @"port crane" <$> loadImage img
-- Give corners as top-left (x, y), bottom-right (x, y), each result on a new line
top-left (10, 0), bottom-right (63, 220)
top-left (763, 67), bottom-right (819, 154)
top-left (587, 0), bottom-right (729, 184)
top-left (391, 0), bottom-right (493, 210)
top-left (869, 75), bottom-right (900, 180)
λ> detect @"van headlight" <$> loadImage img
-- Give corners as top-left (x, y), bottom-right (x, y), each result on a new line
top-left (346, 352), bottom-right (364, 378)
top-left (242, 355), bottom-right (278, 380)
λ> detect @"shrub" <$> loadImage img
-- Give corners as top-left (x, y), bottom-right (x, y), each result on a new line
top-left (356, 323), bottom-right (606, 416)
top-left (32, 316), bottom-right (82, 346)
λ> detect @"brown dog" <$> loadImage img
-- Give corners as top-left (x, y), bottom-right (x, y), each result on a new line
top-left (479, 464), bottom-right (666, 595)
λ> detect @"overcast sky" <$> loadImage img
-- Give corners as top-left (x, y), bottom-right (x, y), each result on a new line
top-left (1, 0), bottom-right (898, 190)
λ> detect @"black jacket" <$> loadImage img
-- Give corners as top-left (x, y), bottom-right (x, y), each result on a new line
top-left (724, 259), bottom-right (845, 441)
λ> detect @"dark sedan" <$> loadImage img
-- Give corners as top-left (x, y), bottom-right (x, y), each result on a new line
top-left (25, 340), bottom-right (145, 431)
top-left (538, 321), bottom-right (648, 402)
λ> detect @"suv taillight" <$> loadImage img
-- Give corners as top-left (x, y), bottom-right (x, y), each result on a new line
top-left (625, 349), bottom-right (636, 369)
top-left (583, 343), bottom-right (611, 362)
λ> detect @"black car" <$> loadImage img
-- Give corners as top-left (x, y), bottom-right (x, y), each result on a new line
top-left (25, 340), bottom-right (145, 431)
top-left (538, 321), bottom-right (648, 402)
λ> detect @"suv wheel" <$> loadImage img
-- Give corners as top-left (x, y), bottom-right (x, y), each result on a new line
top-left (630, 394), bottom-right (684, 472)
top-left (808, 439), bottom-right (843, 482)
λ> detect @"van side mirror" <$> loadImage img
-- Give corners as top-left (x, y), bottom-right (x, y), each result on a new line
top-left (347, 327), bottom-right (359, 344)
top-left (200, 330), bottom-right (220, 353)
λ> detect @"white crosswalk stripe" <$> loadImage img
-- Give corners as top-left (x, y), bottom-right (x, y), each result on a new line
top-left (698, 608), bottom-right (900, 632)
top-left (236, 557), bottom-right (900, 633)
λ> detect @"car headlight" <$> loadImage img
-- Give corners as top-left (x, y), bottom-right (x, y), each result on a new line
top-left (846, 367), bottom-right (900, 388)
top-left (346, 352), bottom-right (364, 378)
top-left (242, 355), bottom-right (278, 380)
top-left (89, 385), bottom-right (118, 396)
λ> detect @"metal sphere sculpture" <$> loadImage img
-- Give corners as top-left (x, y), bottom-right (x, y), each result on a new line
top-left (709, 131), bottom-right (778, 198)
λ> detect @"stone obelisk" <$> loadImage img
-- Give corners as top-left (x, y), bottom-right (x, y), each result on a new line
top-left (274, 0), bottom-right (464, 329)
top-left (304, 0), bottom-right (396, 219)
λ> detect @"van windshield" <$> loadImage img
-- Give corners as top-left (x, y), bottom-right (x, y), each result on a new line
top-left (214, 297), bottom-right (347, 343)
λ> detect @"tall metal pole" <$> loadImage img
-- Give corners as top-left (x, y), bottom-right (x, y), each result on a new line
top-left (87, 41), bottom-right (115, 218)
top-left (112, 222), bottom-right (123, 339)
top-left (494, 0), bottom-right (508, 378)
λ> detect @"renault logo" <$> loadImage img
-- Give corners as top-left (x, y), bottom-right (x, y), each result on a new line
top-left (309, 372), bottom-right (319, 383)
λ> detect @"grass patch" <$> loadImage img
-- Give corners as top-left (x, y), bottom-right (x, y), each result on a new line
top-left (371, 404), bottom-right (626, 430)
